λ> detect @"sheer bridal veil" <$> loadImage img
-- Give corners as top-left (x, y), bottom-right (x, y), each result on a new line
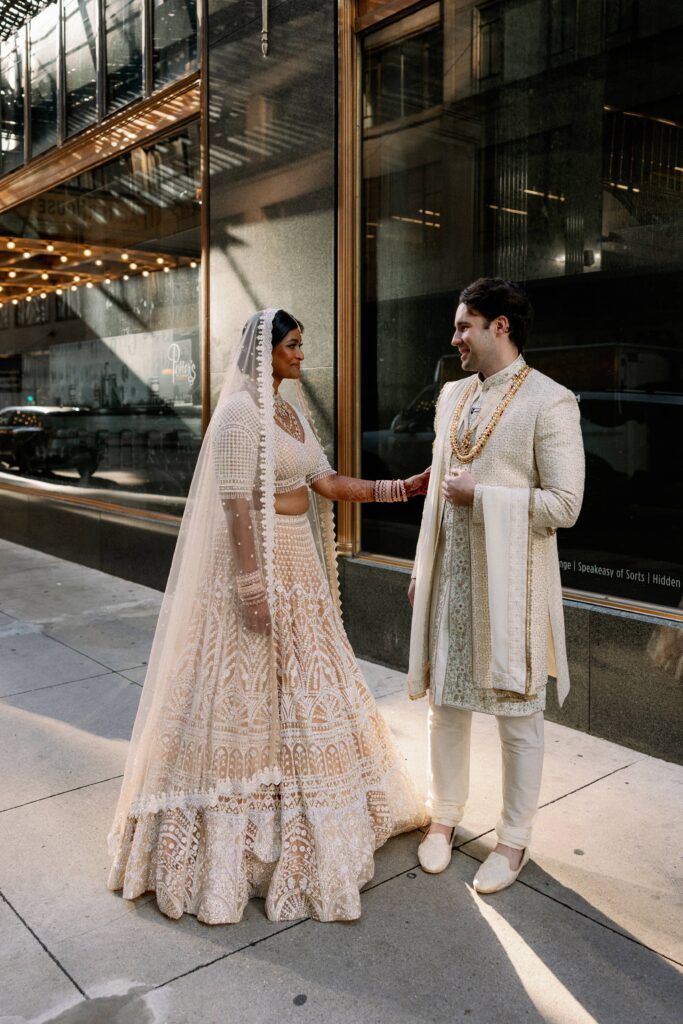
top-left (108, 309), bottom-right (339, 852)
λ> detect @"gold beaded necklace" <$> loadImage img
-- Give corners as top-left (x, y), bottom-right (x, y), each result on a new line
top-left (274, 393), bottom-right (305, 443)
top-left (449, 365), bottom-right (533, 464)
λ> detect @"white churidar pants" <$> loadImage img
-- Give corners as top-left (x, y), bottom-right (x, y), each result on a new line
top-left (427, 700), bottom-right (544, 850)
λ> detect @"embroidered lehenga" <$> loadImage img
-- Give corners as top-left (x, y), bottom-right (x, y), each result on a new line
top-left (107, 309), bottom-right (426, 924)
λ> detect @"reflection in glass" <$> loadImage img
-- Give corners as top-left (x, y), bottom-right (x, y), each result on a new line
top-left (29, 3), bottom-right (59, 156)
top-left (363, 25), bottom-right (442, 129)
top-left (0, 30), bottom-right (25, 174)
top-left (106, 0), bottom-right (143, 112)
top-left (0, 123), bottom-right (202, 514)
top-left (359, 3), bottom-right (683, 611)
top-left (64, 0), bottom-right (98, 136)
top-left (153, 0), bottom-right (198, 88)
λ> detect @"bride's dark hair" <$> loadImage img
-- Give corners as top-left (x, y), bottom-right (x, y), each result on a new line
top-left (272, 309), bottom-right (303, 346)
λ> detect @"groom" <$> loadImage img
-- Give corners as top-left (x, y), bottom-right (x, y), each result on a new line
top-left (408, 278), bottom-right (584, 893)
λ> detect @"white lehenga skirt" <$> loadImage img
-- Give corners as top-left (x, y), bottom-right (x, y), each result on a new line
top-left (108, 513), bottom-right (427, 924)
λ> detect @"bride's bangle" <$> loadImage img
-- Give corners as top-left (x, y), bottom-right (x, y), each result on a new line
top-left (237, 570), bottom-right (266, 606)
top-left (373, 479), bottom-right (408, 503)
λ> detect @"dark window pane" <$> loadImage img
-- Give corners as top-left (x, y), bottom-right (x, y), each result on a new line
top-left (363, 26), bottom-right (442, 130)
top-left (359, 3), bottom-right (683, 611)
top-left (106, 0), bottom-right (143, 112)
top-left (64, 0), bottom-right (98, 136)
top-left (29, 3), bottom-right (59, 156)
top-left (478, 2), bottom-right (504, 82)
top-left (0, 30), bottom-right (25, 174)
top-left (153, 0), bottom-right (198, 89)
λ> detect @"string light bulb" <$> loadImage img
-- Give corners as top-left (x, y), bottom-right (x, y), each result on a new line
top-left (40, 291), bottom-right (47, 298)
top-left (156, 257), bottom-right (164, 264)
top-left (129, 262), bottom-right (138, 270)
top-left (46, 243), bottom-right (54, 252)
top-left (190, 261), bottom-right (197, 269)
top-left (6, 240), bottom-right (15, 249)
top-left (8, 271), bottom-right (16, 278)
top-left (56, 288), bottom-right (63, 295)
top-left (95, 259), bottom-right (103, 266)
top-left (84, 248), bottom-right (92, 257)
top-left (41, 273), bottom-right (48, 280)
top-left (27, 287), bottom-right (33, 293)
top-left (86, 281), bottom-right (93, 288)
top-left (60, 255), bottom-right (68, 263)
top-left (73, 275), bottom-right (80, 282)
top-left (105, 277), bottom-right (111, 284)
top-left (23, 251), bottom-right (31, 259)
top-left (71, 284), bottom-right (78, 291)
top-left (142, 270), bottom-right (149, 277)
top-left (12, 298), bottom-right (18, 305)
top-left (123, 274), bottom-right (130, 281)
top-left (163, 266), bottom-right (170, 273)
top-left (26, 295), bottom-right (31, 302)
top-left (121, 253), bottom-right (129, 261)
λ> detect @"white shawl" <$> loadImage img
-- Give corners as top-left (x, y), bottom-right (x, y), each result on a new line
top-left (407, 380), bottom-right (548, 703)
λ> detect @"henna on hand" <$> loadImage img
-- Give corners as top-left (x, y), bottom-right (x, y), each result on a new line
top-left (405, 466), bottom-right (431, 498)
top-left (312, 473), bottom-right (375, 502)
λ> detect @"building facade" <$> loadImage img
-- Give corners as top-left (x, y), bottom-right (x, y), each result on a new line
top-left (0, 0), bottom-right (681, 761)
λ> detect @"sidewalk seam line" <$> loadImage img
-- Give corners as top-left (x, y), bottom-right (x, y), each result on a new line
top-left (41, 630), bottom-right (137, 674)
top-left (455, 848), bottom-right (683, 968)
top-left (152, 919), bottom-right (309, 992)
top-left (0, 669), bottom-right (117, 701)
top-left (0, 775), bottom-right (123, 814)
top-left (0, 888), bottom-right (88, 999)
top-left (536, 760), bottom-right (638, 809)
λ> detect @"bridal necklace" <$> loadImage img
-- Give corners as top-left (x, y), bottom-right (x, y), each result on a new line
top-left (274, 392), bottom-right (304, 443)
top-left (449, 365), bottom-right (533, 463)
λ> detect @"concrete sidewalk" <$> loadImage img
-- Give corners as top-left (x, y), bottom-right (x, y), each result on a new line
top-left (0, 538), bottom-right (680, 1024)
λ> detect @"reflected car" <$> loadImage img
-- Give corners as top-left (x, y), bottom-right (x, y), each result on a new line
top-left (0, 406), bottom-right (104, 479)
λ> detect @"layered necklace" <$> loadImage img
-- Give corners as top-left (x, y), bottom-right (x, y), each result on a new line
top-left (449, 365), bottom-right (533, 464)
top-left (274, 392), bottom-right (305, 443)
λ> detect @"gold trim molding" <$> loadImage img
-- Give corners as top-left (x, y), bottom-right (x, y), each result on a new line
top-left (336, 0), bottom-right (360, 557)
top-left (0, 72), bottom-right (200, 214)
top-left (348, 551), bottom-right (683, 624)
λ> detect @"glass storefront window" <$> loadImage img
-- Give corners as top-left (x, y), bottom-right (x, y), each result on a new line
top-left (153, 0), bottom-right (198, 89)
top-left (105, 0), bottom-right (144, 113)
top-left (29, 3), bottom-right (59, 156)
top-left (0, 123), bottom-right (201, 515)
top-left (0, 29), bottom-right (25, 175)
top-left (359, 2), bottom-right (683, 612)
top-left (64, 0), bottom-right (98, 136)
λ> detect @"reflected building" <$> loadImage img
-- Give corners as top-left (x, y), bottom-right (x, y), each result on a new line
top-left (0, 0), bottom-right (681, 761)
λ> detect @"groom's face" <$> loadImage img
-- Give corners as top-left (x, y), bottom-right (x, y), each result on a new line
top-left (451, 303), bottom-right (497, 373)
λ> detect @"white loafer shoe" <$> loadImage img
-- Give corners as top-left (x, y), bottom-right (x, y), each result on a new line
top-left (473, 848), bottom-right (530, 894)
top-left (417, 831), bottom-right (454, 874)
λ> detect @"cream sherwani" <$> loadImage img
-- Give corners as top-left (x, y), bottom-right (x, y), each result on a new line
top-left (409, 354), bottom-right (585, 711)
top-left (409, 355), bottom-right (585, 847)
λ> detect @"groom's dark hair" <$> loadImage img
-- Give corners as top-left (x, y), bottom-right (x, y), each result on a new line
top-left (459, 278), bottom-right (533, 354)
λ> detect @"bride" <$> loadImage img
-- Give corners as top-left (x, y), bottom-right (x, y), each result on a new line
top-left (108, 308), bottom-right (429, 924)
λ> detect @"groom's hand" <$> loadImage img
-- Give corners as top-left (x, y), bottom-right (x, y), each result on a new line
top-left (442, 469), bottom-right (475, 506)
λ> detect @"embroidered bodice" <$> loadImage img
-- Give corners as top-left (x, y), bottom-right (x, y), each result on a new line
top-left (213, 390), bottom-right (333, 499)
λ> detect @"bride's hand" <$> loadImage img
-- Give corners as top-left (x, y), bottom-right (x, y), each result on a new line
top-left (245, 599), bottom-right (271, 635)
top-left (405, 466), bottom-right (431, 497)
